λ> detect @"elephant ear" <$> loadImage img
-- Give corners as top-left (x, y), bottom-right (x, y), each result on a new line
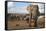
top-left (36, 5), bottom-right (40, 16)
top-left (37, 11), bottom-right (40, 16)
top-left (32, 5), bottom-right (40, 16)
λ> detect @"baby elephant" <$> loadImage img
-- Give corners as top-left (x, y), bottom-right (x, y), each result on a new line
top-left (37, 15), bottom-right (45, 28)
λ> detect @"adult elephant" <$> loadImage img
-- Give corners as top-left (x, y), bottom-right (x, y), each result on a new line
top-left (27, 5), bottom-right (40, 19)
top-left (27, 5), bottom-right (40, 27)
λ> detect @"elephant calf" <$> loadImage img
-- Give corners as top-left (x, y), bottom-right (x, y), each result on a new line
top-left (37, 15), bottom-right (45, 28)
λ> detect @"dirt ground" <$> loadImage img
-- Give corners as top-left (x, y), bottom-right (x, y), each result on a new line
top-left (7, 19), bottom-right (31, 29)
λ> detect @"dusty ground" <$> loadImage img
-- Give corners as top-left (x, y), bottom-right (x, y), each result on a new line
top-left (7, 19), bottom-right (32, 30)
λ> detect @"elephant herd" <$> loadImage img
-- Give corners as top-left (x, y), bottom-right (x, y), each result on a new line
top-left (7, 14), bottom-right (29, 21)
top-left (7, 14), bottom-right (45, 28)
